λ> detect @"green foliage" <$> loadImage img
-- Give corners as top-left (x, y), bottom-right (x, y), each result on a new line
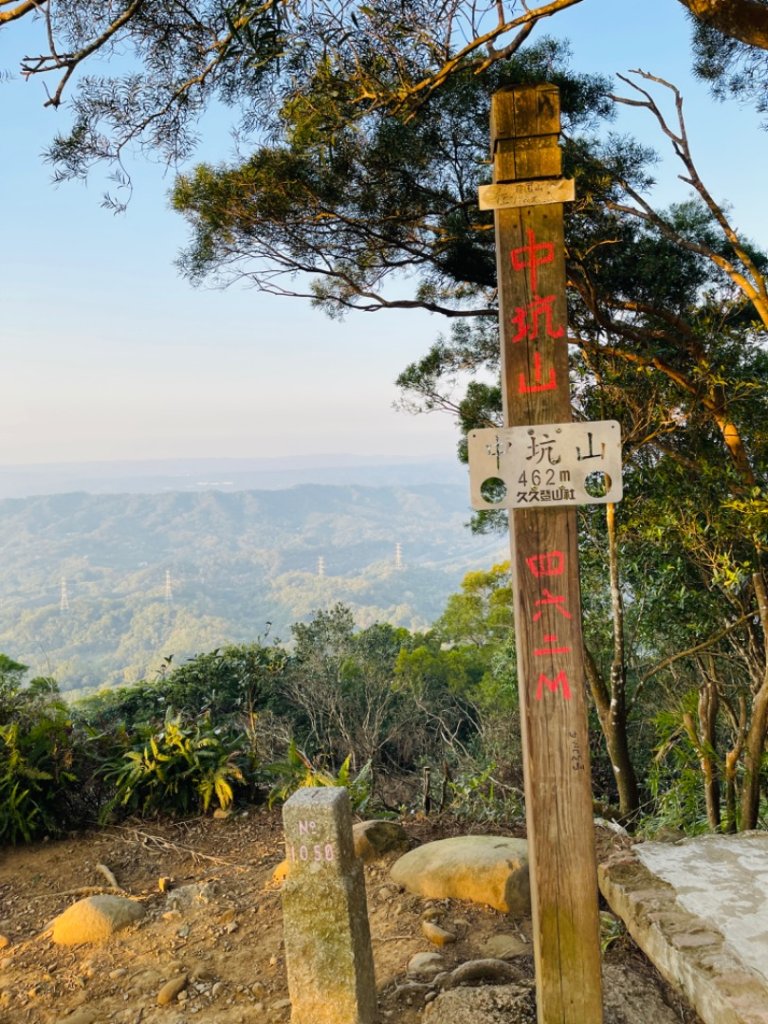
top-left (174, 43), bottom-right (614, 314)
top-left (0, 667), bottom-right (83, 844)
top-left (639, 695), bottom-right (712, 837)
top-left (266, 741), bottom-right (373, 813)
top-left (444, 761), bottom-right (524, 824)
top-left (100, 712), bottom-right (247, 820)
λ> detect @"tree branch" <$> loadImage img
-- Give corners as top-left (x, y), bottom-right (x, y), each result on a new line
top-left (0, 0), bottom-right (39, 25)
top-left (678, 0), bottom-right (768, 50)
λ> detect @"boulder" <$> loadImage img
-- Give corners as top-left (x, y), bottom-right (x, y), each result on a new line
top-left (390, 836), bottom-right (530, 915)
top-left (352, 820), bottom-right (409, 862)
top-left (50, 895), bottom-right (145, 946)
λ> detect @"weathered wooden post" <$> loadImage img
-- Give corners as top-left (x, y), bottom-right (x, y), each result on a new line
top-left (281, 787), bottom-right (377, 1024)
top-left (472, 85), bottom-right (607, 1023)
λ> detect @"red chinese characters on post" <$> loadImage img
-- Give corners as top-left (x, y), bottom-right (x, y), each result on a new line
top-left (518, 351), bottom-right (557, 394)
top-left (525, 550), bottom-right (574, 701)
top-left (510, 229), bottom-right (554, 294)
top-left (510, 294), bottom-right (564, 343)
top-left (533, 589), bottom-right (572, 621)
top-left (525, 551), bottom-right (565, 578)
top-left (508, 228), bottom-right (564, 395)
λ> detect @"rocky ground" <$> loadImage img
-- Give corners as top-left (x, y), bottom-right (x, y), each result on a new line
top-left (0, 808), bottom-right (704, 1024)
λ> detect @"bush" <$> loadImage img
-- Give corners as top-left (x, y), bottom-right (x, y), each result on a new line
top-left (0, 676), bottom-right (84, 844)
top-left (100, 711), bottom-right (248, 820)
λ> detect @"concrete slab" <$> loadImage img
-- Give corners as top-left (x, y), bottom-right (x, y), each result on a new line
top-left (599, 833), bottom-right (768, 1024)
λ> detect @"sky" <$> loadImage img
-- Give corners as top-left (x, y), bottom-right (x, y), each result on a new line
top-left (2, 0), bottom-right (767, 467)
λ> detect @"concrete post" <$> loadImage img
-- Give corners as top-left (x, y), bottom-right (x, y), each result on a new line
top-left (281, 787), bottom-right (377, 1024)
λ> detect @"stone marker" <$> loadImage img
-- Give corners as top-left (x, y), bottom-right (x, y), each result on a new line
top-left (281, 787), bottom-right (377, 1024)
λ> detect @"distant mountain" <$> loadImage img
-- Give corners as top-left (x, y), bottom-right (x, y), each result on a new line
top-left (0, 484), bottom-right (506, 696)
top-left (0, 455), bottom-right (467, 499)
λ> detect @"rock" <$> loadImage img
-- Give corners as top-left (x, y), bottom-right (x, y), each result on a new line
top-left (157, 973), bottom-right (188, 1005)
top-left (50, 895), bottom-right (145, 946)
top-left (479, 934), bottom-right (530, 960)
top-left (407, 952), bottom-right (446, 978)
top-left (439, 959), bottom-right (520, 990)
top-left (0, 936), bottom-right (9, 950)
top-left (421, 920), bottom-right (457, 946)
top-left (422, 982), bottom-right (536, 1023)
top-left (390, 836), bottom-right (530, 915)
top-left (352, 820), bottom-right (409, 862)
top-left (272, 860), bottom-right (290, 885)
top-left (52, 1010), bottom-right (99, 1024)
top-left (165, 881), bottom-right (218, 910)
top-left (127, 968), bottom-right (164, 993)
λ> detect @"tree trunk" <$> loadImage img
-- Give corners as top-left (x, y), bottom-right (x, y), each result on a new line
top-left (583, 646), bottom-right (639, 822)
top-left (722, 693), bottom-right (747, 834)
top-left (683, 661), bottom-right (721, 830)
top-left (740, 572), bottom-right (768, 830)
top-left (740, 668), bottom-right (768, 829)
top-left (603, 502), bottom-right (640, 820)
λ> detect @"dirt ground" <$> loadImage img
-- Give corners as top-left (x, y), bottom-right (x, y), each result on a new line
top-left (0, 808), bottom-right (703, 1024)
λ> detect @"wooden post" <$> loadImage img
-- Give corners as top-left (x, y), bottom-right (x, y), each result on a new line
top-left (486, 85), bottom-right (603, 1023)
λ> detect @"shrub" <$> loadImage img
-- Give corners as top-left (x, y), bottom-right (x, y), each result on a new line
top-left (100, 711), bottom-right (247, 820)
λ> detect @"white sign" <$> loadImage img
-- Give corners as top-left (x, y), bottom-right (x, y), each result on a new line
top-left (468, 421), bottom-right (622, 510)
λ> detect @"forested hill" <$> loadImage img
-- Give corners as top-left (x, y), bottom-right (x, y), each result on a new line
top-left (0, 485), bottom-right (505, 696)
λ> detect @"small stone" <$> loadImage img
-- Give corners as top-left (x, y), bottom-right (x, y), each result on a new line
top-left (421, 920), bottom-right (457, 946)
top-left (157, 974), bottom-right (188, 1006)
top-left (0, 937), bottom-right (9, 950)
top-left (213, 808), bottom-right (232, 820)
top-left (225, 921), bottom-right (239, 934)
top-left (480, 934), bottom-right (530, 960)
top-left (272, 860), bottom-right (290, 885)
top-left (52, 1011), bottom-right (98, 1024)
top-left (407, 952), bottom-right (445, 978)
top-left (109, 968), bottom-right (128, 979)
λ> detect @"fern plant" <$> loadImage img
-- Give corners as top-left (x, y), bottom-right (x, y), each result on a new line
top-left (100, 711), bottom-right (246, 820)
top-left (266, 740), bottom-right (373, 811)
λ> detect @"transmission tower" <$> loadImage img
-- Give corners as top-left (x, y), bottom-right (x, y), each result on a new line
top-left (317, 556), bottom-right (325, 578)
top-left (164, 569), bottom-right (173, 602)
top-left (59, 576), bottom-right (69, 613)
top-left (395, 542), bottom-right (403, 570)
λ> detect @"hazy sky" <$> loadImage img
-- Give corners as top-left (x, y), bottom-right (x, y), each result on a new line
top-left (2, 0), bottom-right (767, 466)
